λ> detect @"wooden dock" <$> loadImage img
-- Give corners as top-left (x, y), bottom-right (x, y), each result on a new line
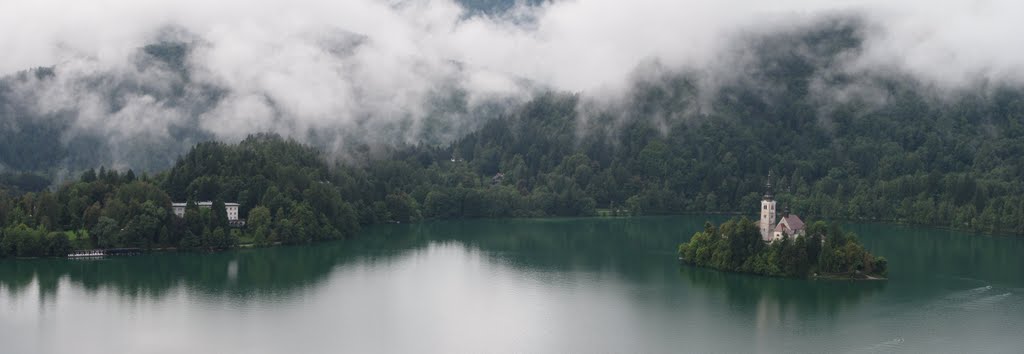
top-left (67, 248), bottom-right (143, 258)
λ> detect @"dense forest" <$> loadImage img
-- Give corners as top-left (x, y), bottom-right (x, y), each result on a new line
top-left (347, 21), bottom-right (1024, 235)
top-left (0, 135), bottom-right (362, 257)
top-left (2, 20), bottom-right (1024, 257)
top-left (678, 218), bottom-right (887, 278)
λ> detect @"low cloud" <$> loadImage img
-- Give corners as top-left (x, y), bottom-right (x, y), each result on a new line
top-left (2, 0), bottom-right (1023, 171)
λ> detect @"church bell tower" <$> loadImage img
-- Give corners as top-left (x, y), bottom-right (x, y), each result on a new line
top-left (760, 171), bottom-right (776, 240)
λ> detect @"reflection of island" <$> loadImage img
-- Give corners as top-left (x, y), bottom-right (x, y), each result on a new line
top-left (679, 265), bottom-right (886, 318)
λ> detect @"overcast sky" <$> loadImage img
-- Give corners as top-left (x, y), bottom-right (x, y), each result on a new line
top-left (4, 0), bottom-right (1023, 88)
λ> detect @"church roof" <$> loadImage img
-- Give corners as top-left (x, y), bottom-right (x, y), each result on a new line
top-left (781, 214), bottom-right (805, 231)
top-left (763, 171), bottom-right (774, 199)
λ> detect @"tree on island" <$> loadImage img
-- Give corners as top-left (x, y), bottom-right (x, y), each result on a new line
top-left (678, 217), bottom-right (887, 278)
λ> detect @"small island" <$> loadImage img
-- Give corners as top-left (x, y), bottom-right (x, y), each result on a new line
top-left (678, 173), bottom-right (887, 280)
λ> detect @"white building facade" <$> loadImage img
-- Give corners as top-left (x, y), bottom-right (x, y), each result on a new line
top-left (172, 201), bottom-right (241, 221)
top-left (759, 174), bottom-right (776, 239)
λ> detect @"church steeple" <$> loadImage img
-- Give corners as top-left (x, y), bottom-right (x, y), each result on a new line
top-left (759, 170), bottom-right (777, 241)
top-left (763, 170), bottom-right (774, 200)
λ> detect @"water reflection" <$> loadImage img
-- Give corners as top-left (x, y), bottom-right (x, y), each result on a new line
top-left (3, 216), bottom-right (1020, 305)
top-left (850, 223), bottom-right (1024, 286)
top-left (0, 243), bottom-right (354, 301)
top-left (679, 265), bottom-right (886, 316)
top-left (0, 217), bottom-right (702, 302)
top-left (4, 215), bottom-right (1015, 304)
top-left (1, 217), bottom-right (1023, 353)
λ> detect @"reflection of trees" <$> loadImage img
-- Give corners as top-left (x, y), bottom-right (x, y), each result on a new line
top-left (2, 216), bottom-right (834, 303)
top-left (679, 265), bottom-right (886, 318)
top-left (1, 217), bottom-right (705, 300)
top-left (398, 217), bottom-right (705, 281)
top-left (850, 223), bottom-right (1024, 285)
top-left (0, 240), bottom-right (377, 301)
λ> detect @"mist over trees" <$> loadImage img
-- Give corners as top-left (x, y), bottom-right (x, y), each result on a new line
top-left (457, 0), bottom-right (547, 15)
top-left (2, 17), bottom-right (1024, 258)
top-left (346, 21), bottom-right (1024, 234)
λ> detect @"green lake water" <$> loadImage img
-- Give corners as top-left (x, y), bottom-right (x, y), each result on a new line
top-left (2, 216), bottom-right (1023, 353)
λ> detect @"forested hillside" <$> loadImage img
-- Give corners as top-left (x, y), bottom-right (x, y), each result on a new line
top-left (2, 18), bottom-right (1024, 258)
top-left (0, 135), bottom-right (361, 257)
top-left (358, 22), bottom-right (1024, 234)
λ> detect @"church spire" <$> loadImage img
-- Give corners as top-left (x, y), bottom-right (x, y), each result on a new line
top-left (763, 170), bottom-right (774, 200)
top-left (759, 170), bottom-right (778, 241)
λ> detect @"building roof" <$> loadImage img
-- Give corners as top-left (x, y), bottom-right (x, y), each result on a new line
top-left (172, 201), bottom-right (240, 207)
top-left (773, 215), bottom-right (805, 236)
top-left (781, 214), bottom-right (805, 231)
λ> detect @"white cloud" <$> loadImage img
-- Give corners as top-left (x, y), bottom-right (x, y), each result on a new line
top-left (2, 0), bottom-right (1023, 168)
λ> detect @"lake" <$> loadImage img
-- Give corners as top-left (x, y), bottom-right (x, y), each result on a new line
top-left (2, 216), bottom-right (1023, 353)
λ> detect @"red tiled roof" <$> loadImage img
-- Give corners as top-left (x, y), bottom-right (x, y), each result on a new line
top-left (783, 215), bottom-right (805, 231)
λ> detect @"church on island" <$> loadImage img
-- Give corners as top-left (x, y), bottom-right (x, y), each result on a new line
top-left (758, 172), bottom-right (805, 242)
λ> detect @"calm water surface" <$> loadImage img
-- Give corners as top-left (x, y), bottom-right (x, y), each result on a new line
top-left (2, 216), bottom-right (1023, 353)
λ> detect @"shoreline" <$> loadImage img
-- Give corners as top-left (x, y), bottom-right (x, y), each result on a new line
top-left (0, 213), bottom-right (1005, 261)
top-left (593, 211), bottom-right (1015, 237)
top-left (679, 262), bottom-right (888, 281)
top-left (811, 272), bottom-right (888, 281)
